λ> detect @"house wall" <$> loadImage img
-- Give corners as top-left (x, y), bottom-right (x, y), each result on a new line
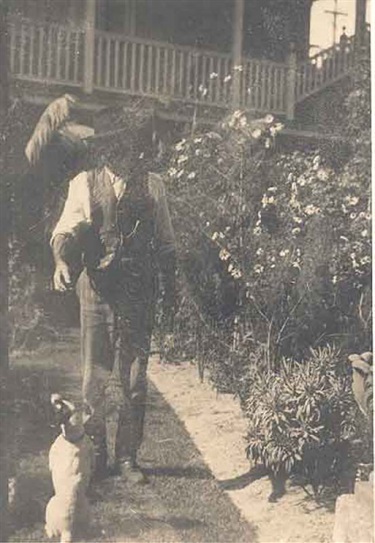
top-left (9, 0), bottom-right (312, 61)
top-left (243, 0), bottom-right (312, 61)
top-left (8, 0), bottom-right (85, 25)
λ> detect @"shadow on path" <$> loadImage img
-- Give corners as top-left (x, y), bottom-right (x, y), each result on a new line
top-left (218, 465), bottom-right (268, 491)
top-left (9, 337), bottom-right (258, 542)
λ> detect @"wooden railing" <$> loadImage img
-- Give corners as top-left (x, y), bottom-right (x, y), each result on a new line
top-left (8, 17), bottom-right (365, 117)
top-left (93, 30), bottom-right (234, 107)
top-left (93, 30), bottom-right (288, 114)
top-left (295, 34), bottom-right (358, 103)
top-left (241, 58), bottom-right (287, 115)
top-left (8, 18), bottom-right (84, 86)
top-left (8, 18), bottom-right (288, 114)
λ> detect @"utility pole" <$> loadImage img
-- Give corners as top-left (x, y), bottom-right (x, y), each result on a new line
top-left (325, 0), bottom-right (348, 45)
top-left (0, 0), bottom-right (10, 539)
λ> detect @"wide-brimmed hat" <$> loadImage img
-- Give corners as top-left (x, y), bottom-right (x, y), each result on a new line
top-left (25, 95), bottom-right (160, 179)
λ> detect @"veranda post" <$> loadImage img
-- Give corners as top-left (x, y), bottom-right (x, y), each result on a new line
top-left (0, 0), bottom-right (10, 540)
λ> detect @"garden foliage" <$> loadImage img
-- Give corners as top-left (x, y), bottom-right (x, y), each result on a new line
top-left (164, 52), bottom-right (371, 487)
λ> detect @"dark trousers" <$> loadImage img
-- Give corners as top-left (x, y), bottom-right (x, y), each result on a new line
top-left (76, 269), bottom-right (154, 465)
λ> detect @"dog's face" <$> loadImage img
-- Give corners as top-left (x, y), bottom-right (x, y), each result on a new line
top-left (51, 394), bottom-right (81, 427)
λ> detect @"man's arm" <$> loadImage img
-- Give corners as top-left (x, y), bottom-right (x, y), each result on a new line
top-left (51, 171), bottom-right (91, 291)
top-left (150, 174), bottom-right (176, 333)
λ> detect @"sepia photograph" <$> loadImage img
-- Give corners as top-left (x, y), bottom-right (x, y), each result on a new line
top-left (0, 0), bottom-right (373, 541)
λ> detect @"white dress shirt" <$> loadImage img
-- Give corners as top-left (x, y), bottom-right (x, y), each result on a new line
top-left (51, 166), bottom-right (126, 242)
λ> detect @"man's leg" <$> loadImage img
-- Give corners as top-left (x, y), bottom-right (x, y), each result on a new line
top-left (77, 271), bottom-right (115, 475)
top-left (110, 304), bottom-right (153, 482)
top-left (115, 349), bottom-right (149, 462)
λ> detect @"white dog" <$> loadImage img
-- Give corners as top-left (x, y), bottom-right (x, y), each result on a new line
top-left (45, 394), bottom-right (95, 543)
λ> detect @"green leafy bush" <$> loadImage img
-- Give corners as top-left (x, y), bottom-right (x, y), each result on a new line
top-left (245, 346), bottom-right (357, 495)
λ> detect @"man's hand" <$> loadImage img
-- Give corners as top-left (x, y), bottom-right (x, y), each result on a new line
top-left (163, 333), bottom-right (175, 353)
top-left (53, 261), bottom-right (73, 292)
top-left (160, 332), bottom-right (175, 363)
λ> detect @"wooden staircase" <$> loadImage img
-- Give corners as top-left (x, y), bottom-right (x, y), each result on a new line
top-left (295, 32), bottom-right (367, 104)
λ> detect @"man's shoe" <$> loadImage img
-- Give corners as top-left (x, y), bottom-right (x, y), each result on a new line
top-left (120, 459), bottom-right (148, 485)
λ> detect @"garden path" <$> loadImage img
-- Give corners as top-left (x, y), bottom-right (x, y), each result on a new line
top-left (149, 357), bottom-right (335, 543)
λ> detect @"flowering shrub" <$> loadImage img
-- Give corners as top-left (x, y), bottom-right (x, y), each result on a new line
top-left (164, 111), bottom-right (283, 383)
top-left (164, 52), bottom-right (371, 385)
top-left (247, 145), bottom-right (371, 365)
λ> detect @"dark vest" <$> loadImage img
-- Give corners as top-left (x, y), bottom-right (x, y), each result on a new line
top-left (84, 167), bottom-right (157, 302)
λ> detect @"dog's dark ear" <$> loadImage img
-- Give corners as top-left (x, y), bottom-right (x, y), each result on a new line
top-left (51, 394), bottom-right (74, 425)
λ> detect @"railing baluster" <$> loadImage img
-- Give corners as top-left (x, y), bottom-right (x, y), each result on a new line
top-left (269, 65), bottom-right (275, 111)
top-left (201, 54), bottom-right (207, 101)
top-left (276, 66), bottom-right (281, 111)
top-left (335, 48), bottom-right (340, 78)
top-left (171, 48), bottom-right (176, 97)
top-left (276, 65), bottom-right (281, 109)
top-left (155, 46), bottom-right (161, 94)
top-left (303, 64), bottom-right (308, 98)
top-left (331, 50), bottom-right (336, 79)
top-left (138, 42), bottom-right (145, 93)
top-left (193, 52), bottom-right (199, 100)
top-left (147, 44), bottom-right (152, 93)
top-left (130, 41), bottom-right (137, 91)
top-left (186, 51), bottom-right (192, 99)
top-left (208, 56), bottom-right (214, 102)
top-left (268, 65), bottom-right (273, 110)
top-left (325, 54), bottom-right (331, 84)
top-left (178, 51), bottom-right (184, 97)
top-left (122, 41), bottom-right (128, 89)
top-left (56, 28), bottom-right (62, 80)
top-left (19, 23), bottom-right (25, 76)
top-left (215, 59), bottom-right (225, 104)
top-left (114, 38), bottom-right (120, 88)
top-left (97, 35), bottom-right (103, 86)
top-left (64, 28), bottom-right (71, 81)
top-left (29, 23), bottom-right (35, 76)
top-left (38, 25), bottom-right (44, 77)
top-left (240, 60), bottom-right (247, 107)
top-left (253, 62), bottom-right (259, 110)
top-left (261, 63), bottom-right (267, 112)
top-left (105, 36), bottom-right (111, 87)
top-left (212, 58), bottom-right (222, 103)
top-left (163, 48), bottom-right (169, 94)
top-left (221, 57), bottom-right (227, 102)
top-left (267, 65), bottom-right (272, 110)
top-left (46, 26), bottom-right (53, 79)
top-left (275, 66), bottom-right (279, 111)
top-left (9, 23), bottom-right (16, 73)
top-left (254, 62), bottom-right (260, 109)
top-left (279, 66), bottom-right (285, 112)
top-left (73, 31), bottom-right (79, 82)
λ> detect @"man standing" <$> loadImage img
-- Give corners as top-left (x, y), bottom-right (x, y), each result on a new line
top-left (51, 107), bottom-right (176, 483)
